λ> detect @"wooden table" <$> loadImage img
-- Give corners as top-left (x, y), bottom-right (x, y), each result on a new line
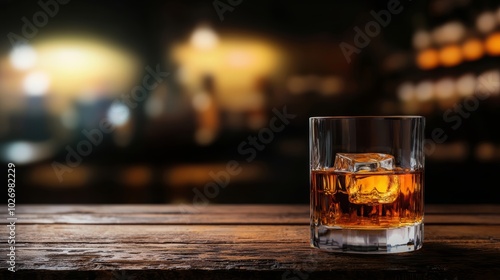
top-left (1, 204), bottom-right (500, 279)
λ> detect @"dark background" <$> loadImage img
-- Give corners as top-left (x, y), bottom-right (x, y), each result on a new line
top-left (1, 0), bottom-right (499, 204)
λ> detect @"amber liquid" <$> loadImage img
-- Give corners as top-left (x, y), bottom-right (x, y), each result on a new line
top-left (311, 169), bottom-right (424, 228)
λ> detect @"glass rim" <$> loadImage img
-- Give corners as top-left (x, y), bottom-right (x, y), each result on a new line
top-left (309, 115), bottom-right (424, 120)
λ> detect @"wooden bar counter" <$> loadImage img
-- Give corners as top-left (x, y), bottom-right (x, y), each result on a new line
top-left (1, 204), bottom-right (499, 279)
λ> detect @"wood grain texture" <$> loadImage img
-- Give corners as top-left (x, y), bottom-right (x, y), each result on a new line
top-left (12, 204), bottom-right (500, 214)
top-left (4, 204), bottom-right (499, 225)
top-left (1, 204), bottom-right (499, 280)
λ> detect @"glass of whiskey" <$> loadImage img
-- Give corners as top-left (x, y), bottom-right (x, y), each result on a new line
top-left (310, 116), bottom-right (425, 253)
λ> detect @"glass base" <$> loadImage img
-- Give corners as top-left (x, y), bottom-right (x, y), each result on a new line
top-left (311, 223), bottom-right (423, 254)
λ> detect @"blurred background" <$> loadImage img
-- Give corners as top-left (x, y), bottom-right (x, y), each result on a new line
top-left (1, 0), bottom-right (499, 204)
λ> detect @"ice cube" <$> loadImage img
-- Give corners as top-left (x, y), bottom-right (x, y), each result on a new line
top-left (333, 153), bottom-right (395, 172)
top-left (334, 153), bottom-right (400, 205)
top-left (346, 171), bottom-right (400, 205)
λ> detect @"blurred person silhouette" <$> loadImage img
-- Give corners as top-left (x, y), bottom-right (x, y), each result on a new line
top-left (193, 74), bottom-right (221, 146)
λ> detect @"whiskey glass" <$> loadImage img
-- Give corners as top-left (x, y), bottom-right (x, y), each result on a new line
top-left (310, 116), bottom-right (425, 253)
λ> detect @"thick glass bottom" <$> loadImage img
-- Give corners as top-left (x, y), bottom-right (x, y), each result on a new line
top-left (311, 223), bottom-right (423, 254)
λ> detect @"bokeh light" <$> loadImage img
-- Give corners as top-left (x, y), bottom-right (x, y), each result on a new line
top-left (439, 45), bottom-right (463, 67)
top-left (23, 72), bottom-right (50, 96)
top-left (416, 49), bottom-right (439, 70)
top-left (107, 102), bottom-right (131, 127)
top-left (190, 26), bottom-right (219, 50)
top-left (396, 82), bottom-right (415, 102)
top-left (476, 11), bottom-right (497, 34)
top-left (415, 80), bottom-right (434, 101)
top-left (456, 73), bottom-right (477, 97)
top-left (485, 32), bottom-right (500, 56)
top-left (462, 38), bottom-right (484, 61)
top-left (434, 77), bottom-right (455, 99)
top-left (412, 30), bottom-right (432, 50)
top-left (10, 44), bottom-right (37, 70)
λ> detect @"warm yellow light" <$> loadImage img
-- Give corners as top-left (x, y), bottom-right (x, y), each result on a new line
top-left (416, 49), bottom-right (439, 70)
top-left (34, 37), bottom-right (140, 99)
top-left (192, 92), bottom-right (212, 111)
top-left (190, 26), bottom-right (219, 50)
top-left (226, 50), bottom-right (253, 68)
top-left (439, 45), bottom-right (462, 67)
top-left (462, 38), bottom-right (484, 61)
top-left (172, 35), bottom-right (283, 111)
top-left (2, 37), bottom-right (141, 115)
